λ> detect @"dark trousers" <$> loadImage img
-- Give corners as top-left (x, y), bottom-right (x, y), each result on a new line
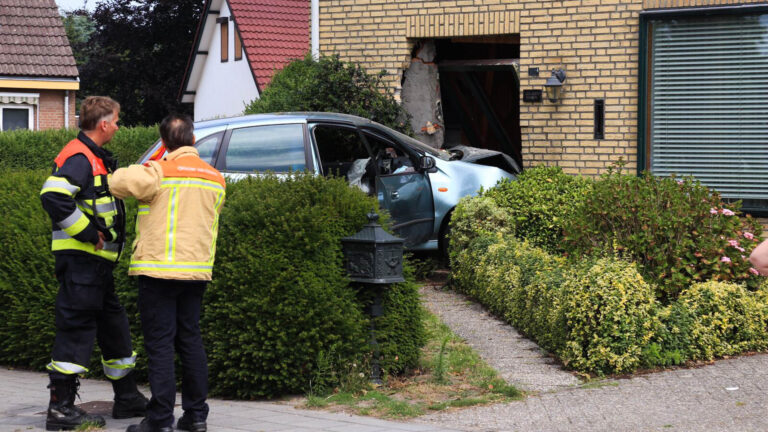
top-left (51, 254), bottom-right (133, 376)
top-left (138, 276), bottom-right (209, 428)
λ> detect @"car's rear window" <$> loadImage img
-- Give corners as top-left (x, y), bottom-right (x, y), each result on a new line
top-left (224, 123), bottom-right (305, 172)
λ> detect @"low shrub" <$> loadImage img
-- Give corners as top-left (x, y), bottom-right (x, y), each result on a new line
top-left (678, 281), bottom-right (768, 360)
top-left (0, 126), bottom-right (158, 170)
top-left (0, 169), bottom-right (424, 398)
top-left (482, 166), bottom-right (592, 253)
top-left (448, 195), bottom-right (515, 268)
top-left (560, 258), bottom-right (657, 375)
top-left (205, 173), bottom-right (424, 398)
top-left (563, 164), bottom-right (762, 300)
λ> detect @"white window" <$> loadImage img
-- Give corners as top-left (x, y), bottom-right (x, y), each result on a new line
top-left (0, 105), bottom-right (33, 131)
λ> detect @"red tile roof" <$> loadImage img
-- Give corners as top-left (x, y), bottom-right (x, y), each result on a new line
top-left (0, 0), bottom-right (78, 78)
top-left (228, 0), bottom-right (309, 90)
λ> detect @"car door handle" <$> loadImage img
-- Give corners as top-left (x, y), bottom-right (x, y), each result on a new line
top-left (391, 191), bottom-right (399, 199)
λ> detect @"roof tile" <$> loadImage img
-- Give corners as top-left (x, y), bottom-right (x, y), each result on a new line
top-left (228, 0), bottom-right (309, 90)
top-left (0, 0), bottom-right (79, 78)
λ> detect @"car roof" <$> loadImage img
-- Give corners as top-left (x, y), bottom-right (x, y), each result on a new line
top-left (193, 112), bottom-right (378, 130)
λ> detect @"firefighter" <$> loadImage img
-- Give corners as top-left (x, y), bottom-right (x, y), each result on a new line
top-left (39, 96), bottom-right (147, 431)
top-left (110, 113), bottom-right (225, 432)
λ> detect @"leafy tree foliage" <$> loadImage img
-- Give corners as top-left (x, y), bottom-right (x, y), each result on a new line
top-left (245, 54), bottom-right (412, 134)
top-left (74, 0), bottom-right (203, 126)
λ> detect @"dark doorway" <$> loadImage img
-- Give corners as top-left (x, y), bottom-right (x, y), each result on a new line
top-left (436, 36), bottom-right (521, 169)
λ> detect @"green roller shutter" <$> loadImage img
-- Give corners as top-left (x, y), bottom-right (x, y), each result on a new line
top-left (649, 14), bottom-right (768, 207)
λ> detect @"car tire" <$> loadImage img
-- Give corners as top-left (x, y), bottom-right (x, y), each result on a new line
top-left (438, 213), bottom-right (452, 267)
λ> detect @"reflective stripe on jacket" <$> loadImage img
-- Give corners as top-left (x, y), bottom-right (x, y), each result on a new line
top-left (109, 146), bottom-right (226, 280)
top-left (40, 139), bottom-right (123, 262)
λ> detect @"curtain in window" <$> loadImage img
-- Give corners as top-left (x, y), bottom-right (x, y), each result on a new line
top-left (650, 14), bottom-right (768, 207)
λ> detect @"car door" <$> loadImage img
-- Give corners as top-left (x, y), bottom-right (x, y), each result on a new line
top-left (362, 130), bottom-right (435, 247)
top-left (215, 122), bottom-right (311, 177)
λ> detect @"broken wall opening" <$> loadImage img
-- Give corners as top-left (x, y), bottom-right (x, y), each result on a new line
top-left (401, 36), bottom-right (521, 172)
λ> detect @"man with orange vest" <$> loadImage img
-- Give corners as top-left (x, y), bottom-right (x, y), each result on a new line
top-left (110, 113), bottom-right (225, 432)
top-left (39, 96), bottom-right (147, 430)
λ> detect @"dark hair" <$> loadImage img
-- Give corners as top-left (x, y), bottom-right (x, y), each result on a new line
top-left (159, 114), bottom-right (194, 151)
top-left (80, 96), bottom-right (120, 131)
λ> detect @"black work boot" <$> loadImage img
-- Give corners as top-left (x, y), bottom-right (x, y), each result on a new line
top-left (111, 371), bottom-right (149, 419)
top-left (126, 417), bottom-right (173, 432)
top-left (46, 376), bottom-right (106, 431)
top-left (177, 412), bottom-right (207, 432)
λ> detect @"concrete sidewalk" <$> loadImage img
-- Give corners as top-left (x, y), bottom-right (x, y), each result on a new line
top-left (0, 368), bottom-right (460, 432)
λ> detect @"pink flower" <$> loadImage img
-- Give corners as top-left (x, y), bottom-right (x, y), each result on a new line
top-left (750, 268), bottom-right (760, 276)
top-left (736, 246), bottom-right (745, 252)
top-left (721, 256), bottom-right (732, 263)
top-left (728, 239), bottom-right (739, 247)
top-left (722, 209), bottom-right (735, 216)
top-left (710, 208), bottom-right (719, 215)
top-left (744, 232), bottom-right (755, 240)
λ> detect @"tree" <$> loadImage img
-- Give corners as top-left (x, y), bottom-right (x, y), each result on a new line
top-left (62, 10), bottom-right (95, 67)
top-left (245, 54), bottom-right (412, 134)
top-left (77, 0), bottom-right (203, 126)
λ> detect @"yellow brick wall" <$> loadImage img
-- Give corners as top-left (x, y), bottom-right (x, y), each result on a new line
top-left (319, 0), bottom-right (768, 176)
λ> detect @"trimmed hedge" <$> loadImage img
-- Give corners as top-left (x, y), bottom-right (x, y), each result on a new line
top-left (449, 189), bottom-right (768, 376)
top-left (0, 169), bottom-right (424, 398)
top-left (563, 169), bottom-right (763, 299)
top-left (0, 126), bottom-right (158, 169)
top-left (481, 166), bottom-right (592, 253)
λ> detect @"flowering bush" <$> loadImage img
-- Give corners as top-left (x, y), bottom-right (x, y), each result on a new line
top-left (563, 163), bottom-right (762, 300)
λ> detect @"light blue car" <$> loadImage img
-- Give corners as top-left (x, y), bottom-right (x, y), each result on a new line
top-left (139, 112), bottom-right (517, 252)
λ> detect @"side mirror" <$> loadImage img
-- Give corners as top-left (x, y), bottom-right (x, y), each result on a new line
top-left (419, 155), bottom-right (436, 172)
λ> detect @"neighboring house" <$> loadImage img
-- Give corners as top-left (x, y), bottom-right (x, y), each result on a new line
top-left (319, 0), bottom-right (768, 213)
top-left (0, 0), bottom-right (78, 131)
top-left (179, 0), bottom-right (310, 122)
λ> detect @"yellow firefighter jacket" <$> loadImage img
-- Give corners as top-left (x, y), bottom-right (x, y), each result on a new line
top-left (109, 146), bottom-right (226, 280)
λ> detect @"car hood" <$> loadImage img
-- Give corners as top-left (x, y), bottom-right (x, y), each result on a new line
top-left (446, 145), bottom-right (521, 175)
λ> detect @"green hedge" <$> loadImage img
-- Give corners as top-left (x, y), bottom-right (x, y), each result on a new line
top-left (481, 166), bottom-right (592, 253)
top-left (563, 168), bottom-right (763, 299)
top-left (449, 192), bottom-right (768, 376)
top-left (0, 126), bottom-right (158, 169)
top-left (0, 169), bottom-right (424, 398)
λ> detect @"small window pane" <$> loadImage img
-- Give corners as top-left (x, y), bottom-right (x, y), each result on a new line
top-left (195, 134), bottom-right (221, 165)
top-left (235, 29), bottom-right (243, 61)
top-left (3, 108), bottom-right (28, 131)
top-left (225, 124), bottom-right (305, 172)
top-left (220, 20), bottom-right (228, 62)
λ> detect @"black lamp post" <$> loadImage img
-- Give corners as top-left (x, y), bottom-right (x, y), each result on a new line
top-left (544, 68), bottom-right (567, 103)
top-left (341, 211), bottom-right (405, 384)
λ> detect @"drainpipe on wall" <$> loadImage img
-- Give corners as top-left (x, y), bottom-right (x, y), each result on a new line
top-left (36, 102), bottom-right (40, 131)
top-left (64, 90), bottom-right (69, 129)
top-left (311, 0), bottom-right (319, 59)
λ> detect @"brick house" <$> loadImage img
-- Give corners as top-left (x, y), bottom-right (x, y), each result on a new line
top-left (0, 0), bottom-right (79, 131)
top-left (319, 0), bottom-right (768, 212)
top-left (179, 0), bottom-right (310, 121)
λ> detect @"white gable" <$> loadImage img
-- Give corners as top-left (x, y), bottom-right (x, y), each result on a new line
top-left (182, 0), bottom-right (260, 122)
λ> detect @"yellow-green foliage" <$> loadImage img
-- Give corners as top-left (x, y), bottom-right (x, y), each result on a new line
top-left (560, 258), bottom-right (657, 375)
top-left (678, 281), bottom-right (768, 360)
top-left (448, 196), bottom-right (515, 268)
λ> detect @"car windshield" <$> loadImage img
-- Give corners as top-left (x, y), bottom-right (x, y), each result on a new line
top-left (368, 124), bottom-right (452, 161)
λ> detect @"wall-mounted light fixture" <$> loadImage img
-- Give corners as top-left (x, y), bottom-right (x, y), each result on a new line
top-left (544, 68), bottom-right (566, 103)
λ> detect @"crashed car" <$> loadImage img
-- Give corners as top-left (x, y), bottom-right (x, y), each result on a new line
top-left (138, 112), bottom-right (517, 252)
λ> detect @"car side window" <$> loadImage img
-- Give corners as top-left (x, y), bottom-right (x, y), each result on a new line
top-left (195, 134), bottom-right (221, 165)
top-left (364, 133), bottom-right (415, 175)
top-left (312, 125), bottom-right (369, 177)
top-left (224, 124), bottom-right (305, 172)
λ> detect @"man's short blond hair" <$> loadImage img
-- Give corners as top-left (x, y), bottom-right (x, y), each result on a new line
top-left (79, 96), bottom-right (120, 131)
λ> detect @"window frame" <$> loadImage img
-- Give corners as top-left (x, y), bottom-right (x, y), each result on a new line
top-left (0, 104), bottom-right (33, 131)
top-left (638, 4), bottom-right (768, 213)
top-left (234, 24), bottom-right (243, 61)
